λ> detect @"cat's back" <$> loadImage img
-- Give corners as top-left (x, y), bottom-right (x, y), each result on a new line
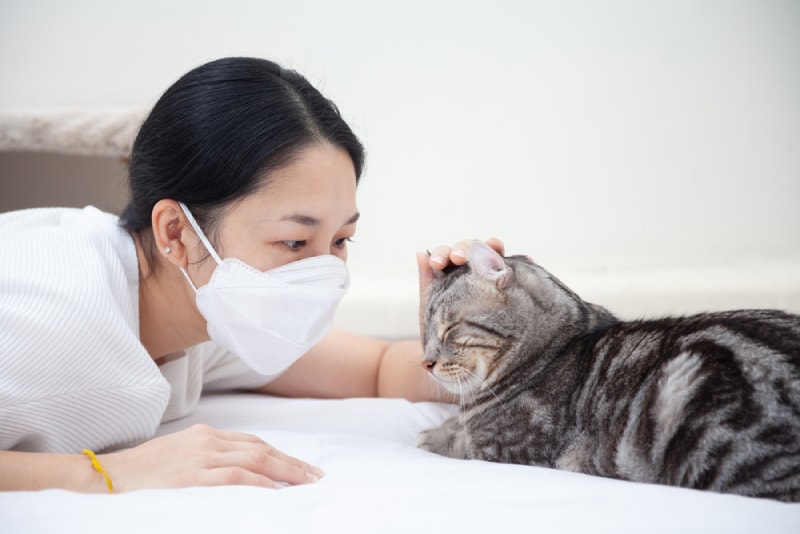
top-left (589, 309), bottom-right (799, 378)
top-left (569, 308), bottom-right (800, 501)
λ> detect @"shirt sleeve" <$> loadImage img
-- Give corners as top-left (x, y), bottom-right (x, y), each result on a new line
top-left (196, 341), bottom-right (282, 392)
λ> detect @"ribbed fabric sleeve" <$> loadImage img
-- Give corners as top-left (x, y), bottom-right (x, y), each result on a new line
top-left (0, 207), bottom-right (170, 453)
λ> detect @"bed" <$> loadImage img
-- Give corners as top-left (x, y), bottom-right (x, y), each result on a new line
top-left (2, 392), bottom-right (799, 533)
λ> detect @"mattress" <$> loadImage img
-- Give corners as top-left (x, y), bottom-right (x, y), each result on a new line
top-left (3, 393), bottom-right (798, 533)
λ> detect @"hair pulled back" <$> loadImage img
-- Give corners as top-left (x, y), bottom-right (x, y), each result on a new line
top-left (120, 57), bottom-right (364, 258)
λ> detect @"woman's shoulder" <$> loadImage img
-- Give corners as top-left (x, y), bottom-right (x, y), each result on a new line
top-left (0, 205), bottom-right (140, 351)
top-left (0, 205), bottom-right (111, 229)
top-left (1, 205), bottom-right (128, 242)
top-left (0, 205), bottom-right (138, 284)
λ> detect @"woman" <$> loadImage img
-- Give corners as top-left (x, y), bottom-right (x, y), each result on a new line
top-left (0, 57), bottom-right (503, 492)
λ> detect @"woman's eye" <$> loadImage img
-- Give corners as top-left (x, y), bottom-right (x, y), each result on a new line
top-left (334, 237), bottom-right (354, 248)
top-left (283, 240), bottom-right (307, 251)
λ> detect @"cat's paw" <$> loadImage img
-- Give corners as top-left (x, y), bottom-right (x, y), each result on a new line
top-left (416, 427), bottom-right (451, 456)
top-left (416, 429), bottom-right (435, 451)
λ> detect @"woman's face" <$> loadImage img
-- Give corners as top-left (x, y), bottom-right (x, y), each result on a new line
top-left (192, 142), bottom-right (358, 276)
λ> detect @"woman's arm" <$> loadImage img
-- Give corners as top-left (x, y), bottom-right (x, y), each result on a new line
top-left (0, 425), bottom-right (323, 493)
top-left (255, 328), bottom-right (455, 402)
top-left (257, 238), bottom-right (504, 402)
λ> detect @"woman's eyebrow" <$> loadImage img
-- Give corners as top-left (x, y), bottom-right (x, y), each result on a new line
top-left (280, 214), bottom-right (320, 227)
top-left (279, 212), bottom-right (360, 227)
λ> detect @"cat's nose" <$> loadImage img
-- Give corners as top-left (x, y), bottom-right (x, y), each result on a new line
top-left (422, 360), bottom-right (436, 373)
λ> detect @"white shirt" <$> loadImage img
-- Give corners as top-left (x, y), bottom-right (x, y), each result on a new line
top-left (0, 206), bottom-right (273, 453)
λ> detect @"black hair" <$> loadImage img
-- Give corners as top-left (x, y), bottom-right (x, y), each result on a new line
top-left (119, 56), bottom-right (365, 263)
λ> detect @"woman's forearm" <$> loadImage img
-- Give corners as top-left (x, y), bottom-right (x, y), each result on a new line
top-left (377, 340), bottom-right (457, 403)
top-left (0, 450), bottom-right (111, 493)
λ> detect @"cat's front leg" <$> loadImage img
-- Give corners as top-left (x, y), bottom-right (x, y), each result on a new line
top-left (417, 415), bottom-right (472, 459)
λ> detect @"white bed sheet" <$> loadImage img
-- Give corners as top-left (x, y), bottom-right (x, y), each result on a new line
top-left (2, 393), bottom-right (799, 534)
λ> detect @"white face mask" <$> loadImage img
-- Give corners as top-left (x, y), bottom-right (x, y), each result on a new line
top-left (177, 202), bottom-right (350, 375)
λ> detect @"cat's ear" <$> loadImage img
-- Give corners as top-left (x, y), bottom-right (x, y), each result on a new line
top-left (468, 240), bottom-right (513, 288)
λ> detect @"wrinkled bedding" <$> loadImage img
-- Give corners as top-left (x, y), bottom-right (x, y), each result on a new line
top-left (3, 393), bottom-right (799, 533)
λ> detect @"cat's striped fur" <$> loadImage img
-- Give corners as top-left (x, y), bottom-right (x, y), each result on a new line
top-left (418, 242), bottom-right (800, 501)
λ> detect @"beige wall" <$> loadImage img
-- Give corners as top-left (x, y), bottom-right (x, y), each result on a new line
top-left (0, 152), bottom-right (129, 214)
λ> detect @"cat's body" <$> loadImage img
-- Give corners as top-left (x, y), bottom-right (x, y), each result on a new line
top-left (418, 243), bottom-right (800, 502)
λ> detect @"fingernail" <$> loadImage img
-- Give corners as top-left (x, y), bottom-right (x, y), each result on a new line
top-left (452, 249), bottom-right (466, 260)
top-left (311, 466), bottom-right (326, 478)
top-left (306, 472), bottom-right (320, 483)
top-left (430, 256), bottom-right (445, 266)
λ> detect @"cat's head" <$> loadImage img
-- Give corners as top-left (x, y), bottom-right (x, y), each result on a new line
top-left (421, 241), bottom-right (616, 396)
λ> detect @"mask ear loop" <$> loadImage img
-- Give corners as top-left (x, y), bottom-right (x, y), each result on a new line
top-left (177, 201), bottom-right (224, 293)
top-left (178, 202), bottom-right (224, 264)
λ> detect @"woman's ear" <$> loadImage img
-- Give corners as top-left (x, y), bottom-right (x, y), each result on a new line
top-left (151, 199), bottom-right (190, 267)
top-left (468, 240), bottom-right (513, 288)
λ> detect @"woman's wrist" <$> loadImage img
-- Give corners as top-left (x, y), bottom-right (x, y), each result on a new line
top-left (0, 450), bottom-right (115, 493)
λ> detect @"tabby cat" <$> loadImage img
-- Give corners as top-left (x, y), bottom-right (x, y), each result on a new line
top-left (417, 242), bottom-right (800, 502)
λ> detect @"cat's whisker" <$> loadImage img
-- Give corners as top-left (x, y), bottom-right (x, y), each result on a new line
top-left (457, 375), bottom-right (474, 427)
top-left (450, 366), bottom-right (481, 424)
top-left (459, 377), bottom-right (467, 406)
top-left (460, 367), bottom-right (511, 417)
top-left (452, 376), bottom-right (462, 423)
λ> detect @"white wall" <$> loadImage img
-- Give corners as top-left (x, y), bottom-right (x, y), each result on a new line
top-left (2, 0), bottom-right (799, 335)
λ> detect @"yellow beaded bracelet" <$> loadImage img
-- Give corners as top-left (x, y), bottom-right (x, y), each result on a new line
top-left (81, 449), bottom-right (114, 493)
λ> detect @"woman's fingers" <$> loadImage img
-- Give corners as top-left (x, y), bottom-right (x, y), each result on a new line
top-left (218, 448), bottom-right (322, 485)
top-left (418, 238), bottom-right (507, 295)
top-left (203, 426), bottom-right (325, 483)
top-left (485, 236), bottom-right (505, 257)
top-left (422, 238), bottom-right (506, 275)
top-left (429, 238), bottom-right (505, 271)
top-left (106, 424), bottom-right (323, 492)
top-left (426, 245), bottom-right (452, 268)
top-left (200, 466), bottom-right (286, 489)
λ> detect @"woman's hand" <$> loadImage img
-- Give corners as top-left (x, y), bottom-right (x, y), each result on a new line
top-left (416, 237), bottom-right (505, 295)
top-left (100, 424), bottom-right (324, 492)
top-left (416, 238), bottom-right (505, 334)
